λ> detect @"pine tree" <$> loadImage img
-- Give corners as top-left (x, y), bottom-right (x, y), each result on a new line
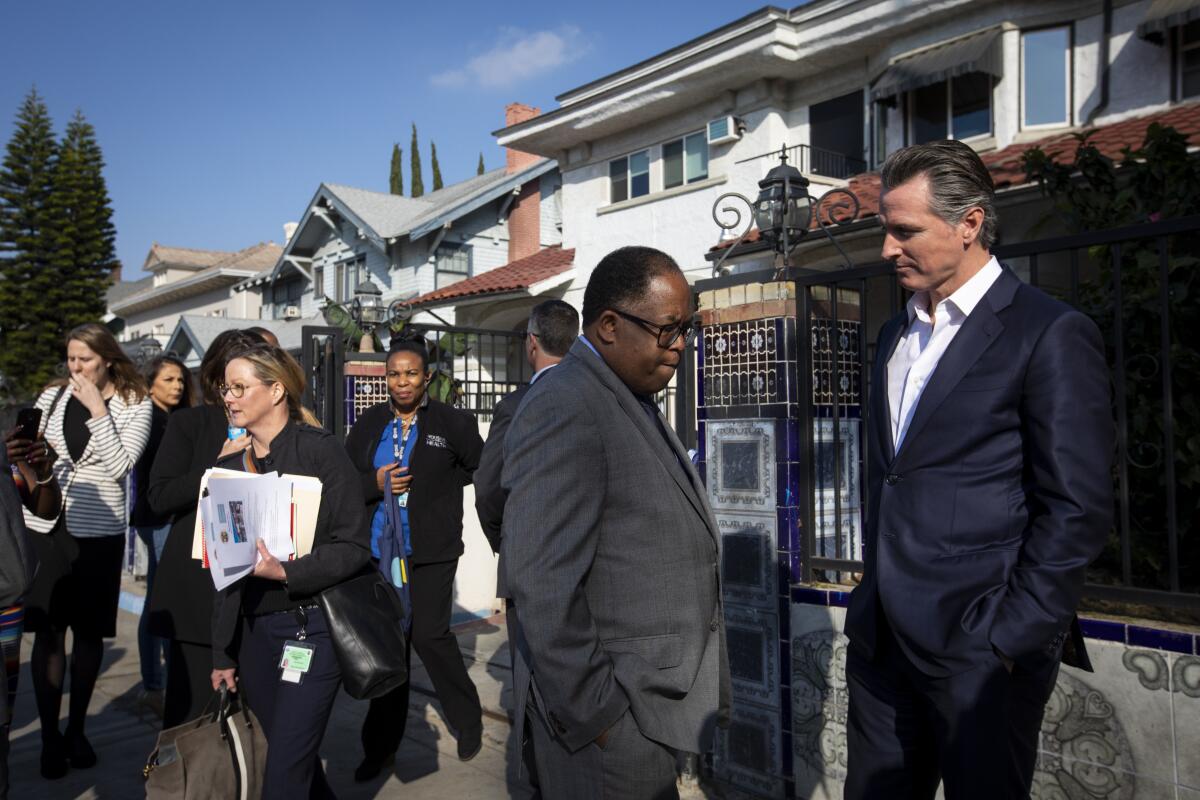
top-left (410, 124), bottom-right (424, 198)
top-left (477, 152), bottom-right (485, 175)
top-left (389, 142), bottom-right (403, 195)
top-left (49, 110), bottom-right (116, 336)
top-left (431, 141), bottom-right (443, 191)
top-left (0, 88), bottom-right (61, 397)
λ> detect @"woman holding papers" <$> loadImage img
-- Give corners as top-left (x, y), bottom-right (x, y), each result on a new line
top-left (209, 344), bottom-right (368, 800)
top-left (344, 336), bottom-right (485, 781)
top-left (145, 329), bottom-right (264, 729)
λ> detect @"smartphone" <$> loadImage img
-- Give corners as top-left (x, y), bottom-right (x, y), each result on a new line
top-left (15, 407), bottom-right (41, 441)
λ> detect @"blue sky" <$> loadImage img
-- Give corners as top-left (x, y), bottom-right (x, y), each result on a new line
top-left (0, 0), bottom-right (769, 278)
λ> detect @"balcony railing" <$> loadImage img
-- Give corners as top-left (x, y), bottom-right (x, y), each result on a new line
top-left (737, 143), bottom-right (868, 181)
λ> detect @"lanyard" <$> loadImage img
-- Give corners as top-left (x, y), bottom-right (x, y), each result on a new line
top-left (391, 415), bottom-right (416, 464)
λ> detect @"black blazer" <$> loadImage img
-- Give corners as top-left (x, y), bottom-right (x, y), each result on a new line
top-left (144, 405), bottom-right (228, 644)
top-left (211, 421), bottom-right (369, 669)
top-left (344, 399), bottom-right (483, 565)
top-left (844, 267), bottom-right (1113, 677)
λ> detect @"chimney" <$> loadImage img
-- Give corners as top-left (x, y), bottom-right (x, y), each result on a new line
top-left (283, 222), bottom-right (299, 243)
top-left (505, 102), bottom-right (541, 174)
top-left (109, 262), bottom-right (122, 284)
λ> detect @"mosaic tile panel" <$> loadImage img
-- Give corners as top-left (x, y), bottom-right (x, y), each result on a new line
top-left (809, 318), bottom-right (862, 407)
top-left (717, 513), bottom-right (778, 609)
top-left (714, 703), bottom-right (786, 798)
top-left (706, 420), bottom-right (777, 512)
top-left (701, 317), bottom-right (798, 410)
top-left (725, 604), bottom-right (780, 707)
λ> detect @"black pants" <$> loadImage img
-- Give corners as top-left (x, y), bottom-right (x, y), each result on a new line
top-left (239, 606), bottom-right (341, 800)
top-left (163, 639), bottom-right (215, 730)
top-left (360, 559), bottom-right (481, 760)
top-left (845, 616), bottom-right (1059, 800)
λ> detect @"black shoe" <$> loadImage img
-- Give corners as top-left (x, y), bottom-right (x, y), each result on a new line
top-left (64, 727), bottom-right (97, 769)
top-left (353, 752), bottom-right (393, 783)
top-left (457, 726), bottom-right (482, 762)
top-left (40, 732), bottom-right (68, 780)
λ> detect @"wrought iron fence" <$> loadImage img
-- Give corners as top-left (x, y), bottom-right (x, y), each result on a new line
top-left (788, 214), bottom-right (1200, 610)
top-left (407, 324), bottom-right (533, 420)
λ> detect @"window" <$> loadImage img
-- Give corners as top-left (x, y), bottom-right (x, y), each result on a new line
top-left (662, 132), bottom-right (709, 190)
top-left (271, 278), bottom-right (303, 316)
top-left (1021, 26), bottom-right (1071, 128)
top-left (609, 149), bottom-right (649, 203)
top-left (811, 90), bottom-right (865, 177)
top-left (908, 73), bottom-right (993, 144)
top-left (1179, 21), bottom-right (1200, 99)
top-left (313, 266), bottom-right (324, 300)
top-left (335, 256), bottom-right (365, 303)
top-left (872, 101), bottom-right (890, 168)
top-left (435, 244), bottom-right (471, 289)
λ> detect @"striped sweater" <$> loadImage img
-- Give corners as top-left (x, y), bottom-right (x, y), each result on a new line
top-left (23, 386), bottom-right (153, 537)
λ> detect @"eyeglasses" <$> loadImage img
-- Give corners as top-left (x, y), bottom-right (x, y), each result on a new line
top-left (218, 381), bottom-right (265, 399)
top-left (611, 309), bottom-right (696, 349)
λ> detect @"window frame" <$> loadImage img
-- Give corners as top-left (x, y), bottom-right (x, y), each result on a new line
top-left (313, 265), bottom-right (324, 300)
top-left (1020, 24), bottom-right (1073, 131)
top-left (608, 149), bottom-right (652, 204)
top-left (434, 243), bottom-right (472, 290)
top-left (334, 256), bottom-right (366, 304)
top-left (661, 130), bottom-right (709, 191)
top-left (905, 73), bottom-right (994, 145)
top-left (1177, 22), bottom-right (1200, 100)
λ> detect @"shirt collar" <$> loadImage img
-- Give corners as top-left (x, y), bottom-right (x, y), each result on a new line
top-left (530, 363), bottom-right (557, 384)
top-left (906, 256), bottom-right (1002, 323)
top-left (578, 334), bottom-right (601, 358)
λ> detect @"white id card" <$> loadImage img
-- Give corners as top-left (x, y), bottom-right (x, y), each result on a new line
top-left (280, 640), bottom-right (315, 685)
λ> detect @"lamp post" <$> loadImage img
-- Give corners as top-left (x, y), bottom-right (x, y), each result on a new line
top-left (711, 145), bottom-right (861, 278)
top-left (349, 279), bottom-right (387, 352)
top-left (135, 336), bottom-right (162, 368)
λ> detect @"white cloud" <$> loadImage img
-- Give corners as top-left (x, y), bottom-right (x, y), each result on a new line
top-left (431, 26), bottom-right (589, 89)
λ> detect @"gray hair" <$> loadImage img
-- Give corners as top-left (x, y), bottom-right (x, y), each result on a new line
top-left (880, 140), bottom-right (997, 249)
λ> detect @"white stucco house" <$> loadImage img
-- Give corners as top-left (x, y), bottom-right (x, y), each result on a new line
top-left (493, 0), bottom-right (1200, 283)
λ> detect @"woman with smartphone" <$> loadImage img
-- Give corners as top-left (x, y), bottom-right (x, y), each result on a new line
top-left (22, 323), bottom-right (152, 779)
top-left (343, 336), bottom-right (485, 780)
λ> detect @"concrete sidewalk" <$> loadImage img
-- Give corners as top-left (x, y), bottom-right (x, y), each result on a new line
top-left (7, 575), bottom-right (534, 799)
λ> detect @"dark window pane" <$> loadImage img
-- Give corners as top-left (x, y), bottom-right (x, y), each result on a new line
top-left (630, 151), bottom-right (650, 198)
top-left (1184, 20), bottom-right (1200, 44)
top-left (1023, 27), bottom-right (1069, 127)
top-left (912, 82), bottom-right (947, 144)
top-left (663, 140), bottom-right (684, 189)
top-left (952, 72), bottom-right (991, 139)
top-left (610, 158), bottom-right (628, 203)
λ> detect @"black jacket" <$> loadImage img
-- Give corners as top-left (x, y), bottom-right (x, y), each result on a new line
top-left (132, 404), bottom-right (171, 528)
top-left (211, 421), bottom-right (369, 670)
top-left (145, 405), bottom-right (227, 643)
top-left (344, 399), bottom-right (483, 565)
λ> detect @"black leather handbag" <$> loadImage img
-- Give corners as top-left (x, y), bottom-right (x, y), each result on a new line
top-left (318, 570), bottom-right (408, 700)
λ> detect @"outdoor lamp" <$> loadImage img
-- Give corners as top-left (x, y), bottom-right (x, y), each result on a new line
top-left (350, 279), bottom-right (386, 351)
top-left (137, 337), bottom-right (163, 366)
top-left (753, 146), bottom-right (812, 252)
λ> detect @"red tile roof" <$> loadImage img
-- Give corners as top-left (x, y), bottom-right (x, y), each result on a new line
top-left (711, 101), bottom-right (1200, 253)
top-left (409, 246), bottom-right (575, 308)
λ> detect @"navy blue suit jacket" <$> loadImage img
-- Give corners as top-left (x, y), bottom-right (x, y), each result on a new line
top-left (844, 267), bottom-right (1113, 677)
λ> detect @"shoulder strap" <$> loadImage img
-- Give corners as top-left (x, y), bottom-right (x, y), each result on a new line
top-left (241, 449), bottom-right (259, 474)
top-left (40, 386), bottom-right (67, 437)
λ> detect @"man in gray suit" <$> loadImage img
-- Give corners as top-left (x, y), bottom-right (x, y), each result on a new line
top-left (501, 246), bottom-right (729, 799)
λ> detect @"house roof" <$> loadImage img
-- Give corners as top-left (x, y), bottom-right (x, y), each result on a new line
top-left (408, 246), bottom-right (575, 309)
top-left (709, 101), bottom-right (1200, 256)
top-left (111, 242), bottom-right (283, 315)
top-left (165, 313), bottom-right (316, 367)
top-left (106, 275), bottom-right (153, 307)
top-left (142, 243), bottom-right (237, 272)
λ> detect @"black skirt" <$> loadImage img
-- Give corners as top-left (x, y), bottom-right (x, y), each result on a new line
top-left (23, 522), bottom-right (125, 638)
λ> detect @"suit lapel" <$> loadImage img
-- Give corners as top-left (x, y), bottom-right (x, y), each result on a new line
top-left (572, 341), bottom-right (717, 541)
top-left (893, 270), bottom-right (1017, 462)
top-left (873, 316), bottom-right (906, 464)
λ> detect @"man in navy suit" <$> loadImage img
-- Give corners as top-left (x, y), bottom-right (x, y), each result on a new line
top-left (843, 140), bottom-right (1113, 799)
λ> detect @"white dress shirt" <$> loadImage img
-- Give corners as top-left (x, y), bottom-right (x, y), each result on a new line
top-left (887, 256), bottom-right (1003, 451)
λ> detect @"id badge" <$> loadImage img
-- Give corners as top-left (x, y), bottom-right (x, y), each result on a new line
top-left (397, 492), bottom-right (409, 509)
top-left (280, 639), bottom-right (316, 685)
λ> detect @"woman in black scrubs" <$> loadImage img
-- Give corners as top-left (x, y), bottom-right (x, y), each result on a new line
top-left (210, 344), bottom-right (368, 799)
top-left (144, 329), bottom-right (264, 728)
top-left (344, 337), bottom-right (485, 780)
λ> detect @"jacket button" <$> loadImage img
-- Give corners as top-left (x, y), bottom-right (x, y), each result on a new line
top-left (885, 473), bottom-right (900, 485)
top-left (710, 620), bottom-right (719, 632)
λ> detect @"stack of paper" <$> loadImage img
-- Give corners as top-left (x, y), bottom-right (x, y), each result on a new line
top-left (192, 468), bottom-right (323, 590)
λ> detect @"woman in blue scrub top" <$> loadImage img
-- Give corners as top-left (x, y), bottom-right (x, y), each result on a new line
top-left (343, 337), bottom-right (485, 780)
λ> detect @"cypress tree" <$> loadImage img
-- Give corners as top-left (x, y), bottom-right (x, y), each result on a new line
top-left (477, 152), bottom-right (485, 175)
top-left (431, 141), bottom-right (443, 191)
top-left (389, 142), bottom-right (403, 195)
top-left (410, 124), bottom-right (424, 198)
top-left (0, 88), bottom-right (61, 397)
top-left (49, 110), bottom-right (116, 336)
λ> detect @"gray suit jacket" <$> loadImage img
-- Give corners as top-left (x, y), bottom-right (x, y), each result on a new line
top-left (474, 382), bottom-right (531, 600)
top-left (500, 339), bottom-right (730, 754)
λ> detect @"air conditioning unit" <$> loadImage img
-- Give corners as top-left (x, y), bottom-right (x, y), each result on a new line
top-left (707, 116), bottom-right (742, 146)
top-left (283, 305), bottom-right (301, 319)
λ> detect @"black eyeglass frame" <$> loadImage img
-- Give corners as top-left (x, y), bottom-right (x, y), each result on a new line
top-left (610, 308), bottom-right (696, 349)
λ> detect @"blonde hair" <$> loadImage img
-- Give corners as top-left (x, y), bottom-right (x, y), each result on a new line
top-left (228, 344), bottom-right (321, 427)
top-left (50, 323), bottom-right (148, 403)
